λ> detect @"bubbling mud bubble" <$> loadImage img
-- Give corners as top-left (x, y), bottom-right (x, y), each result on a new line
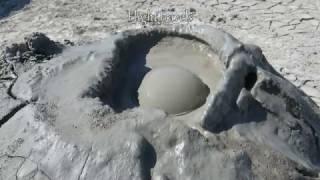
top-left (138, 66), bottom-right (210, 115)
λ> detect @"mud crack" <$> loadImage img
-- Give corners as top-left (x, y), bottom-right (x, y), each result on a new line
top-left (0, 102), bottom-right (27, 127)
top-left (78, 147), bottom-right (92, 180)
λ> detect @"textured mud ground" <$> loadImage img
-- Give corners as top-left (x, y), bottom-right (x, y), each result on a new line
top-left (0, 0), bottom-right (320, 105)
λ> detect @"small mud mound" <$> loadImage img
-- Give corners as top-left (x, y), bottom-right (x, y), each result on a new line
top-left (3, 32), bottom-right (63, 64)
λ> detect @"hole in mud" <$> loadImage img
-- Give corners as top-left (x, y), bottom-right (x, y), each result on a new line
top-left (103, 32), bottom-right (164, 112)
top-left (99, 31), bottom-right (224, 113)
top-left (244, 71), bottom-right (257, 90)
top-left (141, 139), bottom-right (157, 180)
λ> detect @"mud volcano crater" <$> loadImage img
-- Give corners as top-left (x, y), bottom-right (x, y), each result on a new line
top-left (99, 31), bottom-right (224, 115)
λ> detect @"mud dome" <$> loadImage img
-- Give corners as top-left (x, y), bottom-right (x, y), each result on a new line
top-left (1, 25), bottom-right (320, 180)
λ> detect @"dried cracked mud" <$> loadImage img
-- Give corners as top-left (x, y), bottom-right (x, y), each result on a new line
top-left (0, 0), bottom-right (320, 180)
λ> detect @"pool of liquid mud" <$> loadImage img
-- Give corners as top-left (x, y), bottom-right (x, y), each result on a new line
top-left (146, 37), bottom-right (223, 93)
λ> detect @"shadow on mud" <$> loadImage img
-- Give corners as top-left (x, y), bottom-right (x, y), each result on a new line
top-left (0, 0), bottom-right (31, 19)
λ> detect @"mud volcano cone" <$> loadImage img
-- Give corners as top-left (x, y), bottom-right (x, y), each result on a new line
top-left (0, 25), bottom-right (320, 179)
